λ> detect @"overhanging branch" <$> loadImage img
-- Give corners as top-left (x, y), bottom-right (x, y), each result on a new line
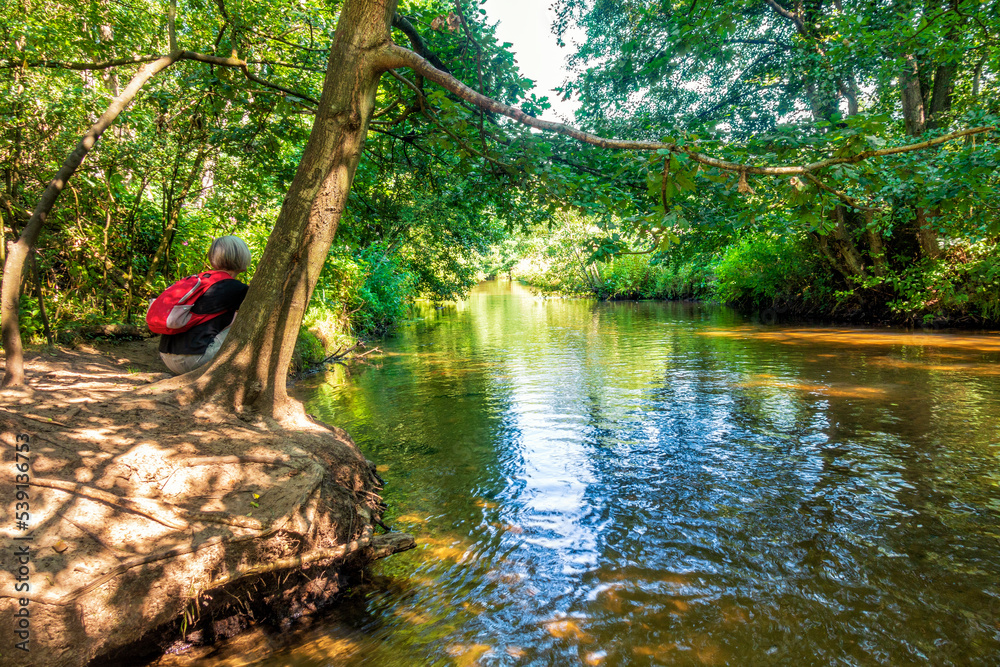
top-left (2, 56), bottom-right (164, 70)
top-left (378, 43), bottom-right (996, 177)
top-left (4, 51), bottom-right (320, 107)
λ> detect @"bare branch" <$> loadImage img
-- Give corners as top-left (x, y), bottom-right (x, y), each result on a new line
top-left (723, 38), bottom-right (792, 50)
top-left (213, 0), bottom-right (229, 22)
top-left (391, 13), bottom-right (450, 73)
top-left (372, 95), bottom-right (403, 119)
top-left (764, 0), bottom-right (806, 33)
top-left (9, 51), bottom-right (320, 106)
top-left (2, 56), bottom-right (164, 70)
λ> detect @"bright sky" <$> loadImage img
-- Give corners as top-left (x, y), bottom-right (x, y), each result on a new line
top-left (480, 0), bottom-right (582, 121)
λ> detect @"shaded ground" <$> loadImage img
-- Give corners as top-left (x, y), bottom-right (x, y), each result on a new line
top-left (0, 339), bottom-right (414, 666)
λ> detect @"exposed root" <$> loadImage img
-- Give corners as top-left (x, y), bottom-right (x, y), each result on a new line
top-left (205, 525), bottom-right (375, 590)
top-left (0, 339), bottom-right (416, 667)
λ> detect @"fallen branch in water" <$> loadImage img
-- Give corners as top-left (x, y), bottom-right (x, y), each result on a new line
top-left (296, 342), bottom-right (382, 378)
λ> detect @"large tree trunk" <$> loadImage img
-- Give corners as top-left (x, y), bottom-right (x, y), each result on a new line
top-left (900, 53), bottom-right (927, 136)
top-left (181, 0), bottom-right (399, 421)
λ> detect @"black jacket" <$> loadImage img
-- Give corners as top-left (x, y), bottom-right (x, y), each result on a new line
top-left (157, 279), bottom-right (249, 355)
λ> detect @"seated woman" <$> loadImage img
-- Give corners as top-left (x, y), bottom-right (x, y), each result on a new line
top-left (158, 236), bottom-right (251, 375)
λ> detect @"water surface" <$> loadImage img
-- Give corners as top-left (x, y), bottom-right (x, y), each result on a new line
top-left (235, 280), bottom-right (1000, 665)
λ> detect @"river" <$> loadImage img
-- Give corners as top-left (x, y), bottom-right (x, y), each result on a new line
top-left (201, 280), bottom-right (1000, 665)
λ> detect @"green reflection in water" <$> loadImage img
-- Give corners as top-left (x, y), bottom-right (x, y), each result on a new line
top-left (200, 280), bottom-right (1000, 666)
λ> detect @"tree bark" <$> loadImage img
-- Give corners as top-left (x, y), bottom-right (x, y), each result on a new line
top-left (1, 54), bottom-right (177, 387)
top-left (926, 62), bottom-right (957, 130)
top-left (914, 207), bottom-right (942, 259)
top-left (900, 54), bottom-right (927, 136)
top-left (184, 0), bottom-right (399, 420)
top-left (29, 253), bottom-right (54, 345)
top-left (829, 206), bottom-right (867, 279)
top-left (863, 224), bottom-right (889, 277)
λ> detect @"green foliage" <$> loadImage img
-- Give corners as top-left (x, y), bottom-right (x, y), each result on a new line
top-left (882, 241), bottom-right (1000, 323)
top-left (353, 246), bottom-right (418, 338)
top-left (305, 244), bottom-right (418, 350)
top-left (650, 254), bottom-right (717, 301)
top-left (712, 233), bottom-right (823, 309)
top-left (3, 0), bottom-right (999, 356)
top-left (515, 211), bottom-right (718, 301)
top-left (292, 327), bottom-right (327, 371)
top-left (1, 0), bottom-right (550, 351)
top-left (599, 255), bottom-right (655, 298)
top-left (540, 0), bottom-right (1000, 324)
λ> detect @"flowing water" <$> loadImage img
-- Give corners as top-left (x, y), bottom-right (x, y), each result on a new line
top-left (208, 280), bottom-right (1000, 666)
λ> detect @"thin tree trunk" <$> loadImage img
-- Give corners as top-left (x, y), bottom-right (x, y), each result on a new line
top-left (101, 175), bottom-right (115, 315)
top-left (572, 247), bottom-right (597, 293)
top-left (123, 174), bottom-right (153, 321)
top-left (864, 224), bottom-right (889, 277)
top-left (1, 54), bottom-right (177, 387)
top-left (812, 207), bottom-right (867, 280)
top-left (926, 62), bottom-right (957, 130)
top-left (30, 254), bottom-right (54, 346)
top-left (144, 148), bottom-right (207, 285)
top-left (900, 54), bottom-right (926, 136)
top-left (915, 207), bottom-right (942, 259)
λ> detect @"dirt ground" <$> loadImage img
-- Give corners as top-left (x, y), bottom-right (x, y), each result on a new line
top-left (0, 337), bottom-right (413, 667)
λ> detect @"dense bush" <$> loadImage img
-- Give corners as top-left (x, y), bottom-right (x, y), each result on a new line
top-left (712, 233), bottom-right (822, 309)
top-left (872, 239), bottom-right (1000, 324)
top-left (302, 244), bottom-right (418, 362)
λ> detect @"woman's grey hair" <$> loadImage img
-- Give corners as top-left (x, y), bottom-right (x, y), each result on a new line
top-left (208, 236), bottom-right (251, 274)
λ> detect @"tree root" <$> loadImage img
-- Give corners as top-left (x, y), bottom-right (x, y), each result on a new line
top-left (30, 449), bottom-right (329, 532)
top-left (29, 478), bottom-right (192, 530)
top-left (203, 525), bottom-right (375, 591)
top-left (21, 532), bottom-right (272, 606)
top-left (0, 406), bottom-right (69, 428)
top-left (295, 342), bottom-right (382, 378)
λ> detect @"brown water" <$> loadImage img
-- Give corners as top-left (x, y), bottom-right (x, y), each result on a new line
top-left (212, 280), bottom-right (1000, 665)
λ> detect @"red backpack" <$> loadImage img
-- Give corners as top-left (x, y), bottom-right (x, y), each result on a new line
top-left (146, 270), bottom-right (233, 335)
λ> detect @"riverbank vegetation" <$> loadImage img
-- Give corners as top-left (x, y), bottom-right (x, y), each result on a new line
top-left (515, 214), bottom-right (1000, 326)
